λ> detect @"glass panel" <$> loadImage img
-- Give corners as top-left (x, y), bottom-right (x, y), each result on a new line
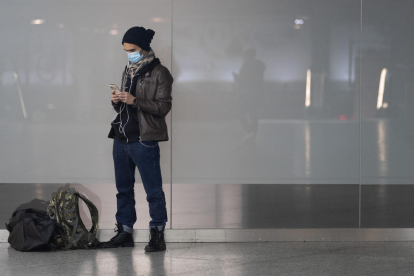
top-left (172, 0), bottom-right (361, 228)
top-left (361, 0), bottom-right (414, 227)
top-left (0, 0), bottom-right (172, 229)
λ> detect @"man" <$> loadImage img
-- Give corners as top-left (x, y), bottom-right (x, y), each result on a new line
top-left (103, 26), bottom-right (173, 252)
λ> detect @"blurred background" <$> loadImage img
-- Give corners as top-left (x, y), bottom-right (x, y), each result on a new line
top-left (1, 0), bottom-right (414, 231)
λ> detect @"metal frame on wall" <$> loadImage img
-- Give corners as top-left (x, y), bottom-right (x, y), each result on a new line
top-left (2, 229), bottom-right (414, 243)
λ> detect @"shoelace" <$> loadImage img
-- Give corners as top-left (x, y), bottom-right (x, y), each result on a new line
top-left (149, 229), bottom-right (161, 245)
top-left (110, 223), bottom-right (124, 241)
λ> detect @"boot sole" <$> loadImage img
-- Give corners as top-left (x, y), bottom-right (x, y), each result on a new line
top-left (145, 243), bottom-right (166, 252)
top-left (121, 242), bottom-right (135, 247)
top-left (102, 241), bottom-right (135, 248)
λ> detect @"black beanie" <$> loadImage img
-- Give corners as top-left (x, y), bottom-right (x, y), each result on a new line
top-left (122, 26), bottom-right (155, 51)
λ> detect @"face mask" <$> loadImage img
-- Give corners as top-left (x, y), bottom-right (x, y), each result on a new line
top-left (128, 50), bottom-right (143, 63)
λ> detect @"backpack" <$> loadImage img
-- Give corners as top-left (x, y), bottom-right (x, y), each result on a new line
top-left (47, 187), bottom-right (102, 250)
top-left (5, 208), bottom-right (64, 252)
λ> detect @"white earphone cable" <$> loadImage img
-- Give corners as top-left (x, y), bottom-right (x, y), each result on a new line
top-left (112, 63), bottom-right (137, 144)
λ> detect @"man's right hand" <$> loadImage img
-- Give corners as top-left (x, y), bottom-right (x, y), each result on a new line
top-left (111, 90), bottom-right (120, 104)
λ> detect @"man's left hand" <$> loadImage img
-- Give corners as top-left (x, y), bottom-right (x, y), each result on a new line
top-left (118, 91), bottom-right (136, 105)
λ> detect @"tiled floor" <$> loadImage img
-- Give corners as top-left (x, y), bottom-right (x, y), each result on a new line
top-left (3, 242), bottom-right (414, 276)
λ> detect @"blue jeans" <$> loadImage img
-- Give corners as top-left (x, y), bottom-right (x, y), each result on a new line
top-left (112, 139), bottom-right (168, 228)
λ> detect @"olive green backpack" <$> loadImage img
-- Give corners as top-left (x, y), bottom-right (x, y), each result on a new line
top-left (47, 188), bottom-right (102, 250)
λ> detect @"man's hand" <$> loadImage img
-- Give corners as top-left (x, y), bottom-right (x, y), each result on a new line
top-left (111, 90), bottom-right (120, 104)
top-left (118, 91), bottom-right (136, 105)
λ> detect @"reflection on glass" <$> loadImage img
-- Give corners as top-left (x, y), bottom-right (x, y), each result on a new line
top-left (377, 68), bottom-right (387, 109)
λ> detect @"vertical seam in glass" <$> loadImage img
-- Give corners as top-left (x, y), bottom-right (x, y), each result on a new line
top-left (359, 0), bottom-right (363, 229)
top-left (170, 0), bottom-right (173, 230)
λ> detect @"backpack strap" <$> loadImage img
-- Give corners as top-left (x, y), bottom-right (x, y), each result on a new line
top-left (75, 192), bottom-right (99, 244)
top-left (63, 216), bottom-right (80, 250)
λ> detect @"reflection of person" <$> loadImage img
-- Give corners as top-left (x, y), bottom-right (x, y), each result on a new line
top-left (233, 48), bottom-right (266, 141)
top-left (103, 26), bottom-right (173, 252)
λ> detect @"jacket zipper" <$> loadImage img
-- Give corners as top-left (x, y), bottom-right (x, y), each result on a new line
top-left (137, 74), bottom-right (142, 141)
top-left (138, 110), bottom-right (142, 141)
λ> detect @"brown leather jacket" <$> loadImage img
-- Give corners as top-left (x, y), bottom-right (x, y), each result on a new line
top-left (108, 63), bottom-right (173, 142)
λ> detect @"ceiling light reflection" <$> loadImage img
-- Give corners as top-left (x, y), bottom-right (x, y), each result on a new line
top-left (305, 69), bottom-right (311, 107)
top-left (151, 17), bottom-right (166, 22)
top-left (31, 19), bottom-right (45, 25)
top-left (377, 68), bottom-right (387, 109)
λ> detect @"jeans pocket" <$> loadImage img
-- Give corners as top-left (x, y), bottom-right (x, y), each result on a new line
top-left (139, 140), bottom-right (158, 147)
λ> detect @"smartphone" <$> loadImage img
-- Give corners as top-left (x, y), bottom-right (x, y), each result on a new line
top-left (109, 84), bottom-right (121, 94)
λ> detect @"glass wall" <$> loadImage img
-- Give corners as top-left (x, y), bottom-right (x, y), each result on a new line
top-left (0, 0), bottom-right (172, 229)
top-left (171, 0), bottom-right (362, 228)
top-left (360, 0), bottom-right (414, 228)
top-left (1, 0), bottom-right (414, 230)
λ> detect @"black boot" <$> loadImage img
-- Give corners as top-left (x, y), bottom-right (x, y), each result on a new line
top-left (102, 223), bottom-right (134, 248)
top-left (145, 225), bottom-right (166, 252)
